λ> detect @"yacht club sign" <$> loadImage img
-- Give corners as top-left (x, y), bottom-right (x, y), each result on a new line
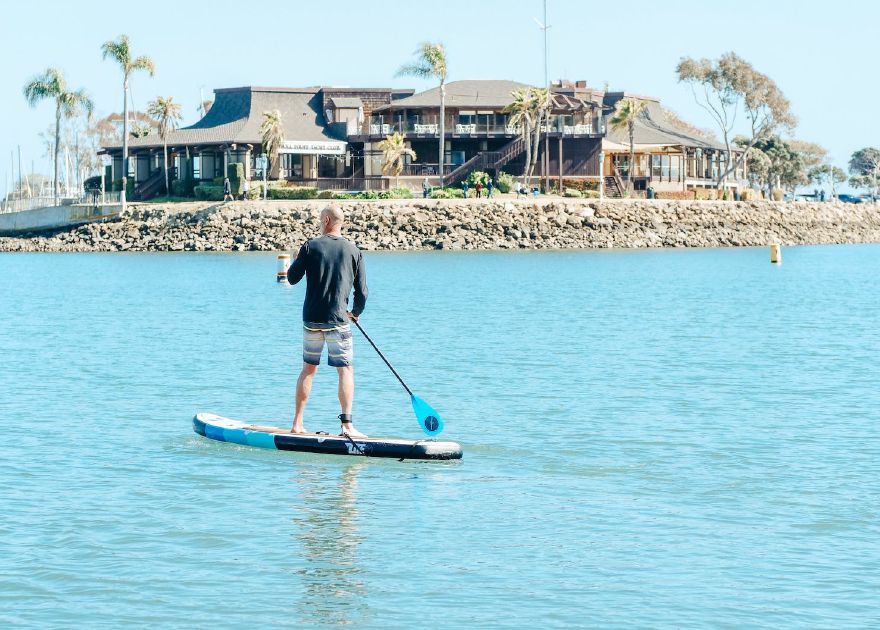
top-left (279, 140), bottom-right (346, 155)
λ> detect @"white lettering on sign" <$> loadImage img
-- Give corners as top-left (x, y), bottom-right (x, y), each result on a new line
top-left (280, 141), bottom-right (346, 155)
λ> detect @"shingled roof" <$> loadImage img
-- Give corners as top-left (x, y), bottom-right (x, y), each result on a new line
top-left (110, 87), bottom-right (345, 151)
top-left (376, 80), bottom-right (533, 110)
top-left (604, 96), bottom-right (726, 150)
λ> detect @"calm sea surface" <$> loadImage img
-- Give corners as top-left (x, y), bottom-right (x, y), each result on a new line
top-left (1, 245), bottom-right (879, 628)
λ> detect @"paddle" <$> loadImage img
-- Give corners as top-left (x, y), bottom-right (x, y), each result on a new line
top-left (352, 320), bottom-right (444, 437)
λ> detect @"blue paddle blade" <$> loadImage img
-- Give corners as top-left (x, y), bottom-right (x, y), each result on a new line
top-left (411, 394), bottom-right (444, 436)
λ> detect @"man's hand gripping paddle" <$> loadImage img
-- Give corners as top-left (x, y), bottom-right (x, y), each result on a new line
top-left (352, 320), bottom-right (444, 437)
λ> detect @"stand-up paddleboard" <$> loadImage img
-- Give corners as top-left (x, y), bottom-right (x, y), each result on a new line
top-left (193, 413), bottom-right (463, 460)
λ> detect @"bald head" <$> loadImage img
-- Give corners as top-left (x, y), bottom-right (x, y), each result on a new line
top-left (320, 205), bottom-right (344, 235)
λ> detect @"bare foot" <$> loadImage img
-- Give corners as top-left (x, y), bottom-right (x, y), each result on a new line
top-left (342, 425), bottom-right (368, 438)
top-left (290, 423), bottom-right (307, 434)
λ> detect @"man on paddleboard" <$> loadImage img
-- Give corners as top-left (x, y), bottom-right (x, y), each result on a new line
top-left (287, 205), bottom-right (368, 437)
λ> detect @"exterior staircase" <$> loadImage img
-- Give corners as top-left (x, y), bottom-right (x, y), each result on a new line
top-left (603, 176), bottom-right (623, 198)
top-left (445, 136), bottom-right (527, 186)
top-left (132, 167), bottom-right (176, 201)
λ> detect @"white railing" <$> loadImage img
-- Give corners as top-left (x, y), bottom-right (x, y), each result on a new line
top-left (1, 191), bottom-right (122, 214)
top-left (455, 123), bottom-right (477, 134)
top-left (413, 123), bottom-right (439, 134)
top-left (369, 123), bottom-right (392, 135)
top-left (563, 124), bottom-right (593, 135)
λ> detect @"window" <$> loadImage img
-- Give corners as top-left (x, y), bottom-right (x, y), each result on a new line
top-left (192, 156), bottom-right (201, 179)
top-left (283, 154), bottom-right (303, 179)
top-left (661, 155), bottom-right (670, 180)
top-left (652, 155), bottom-right (662, 178)
top-left (670, 156), bottom-right (680, 181)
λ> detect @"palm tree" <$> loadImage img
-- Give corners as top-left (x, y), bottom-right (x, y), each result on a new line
top-left (260, 110), bottom-right (284, 180)
top-left (23, 68), bottom-right (93, 205)
top-left (146, 96), bottom-right (183, 195)
top-left (397, 42), bottom-right (447, 184)
top-left (101, 35), bottom-right (156, 210)
top-left (609, 98), bottom-right (648, 188)
top-left (378, 132), bottom-right (417, 188)
top-left (504, 88), bottom-right (534, 183)
top-left (528, 87), bottom-right (551, 183)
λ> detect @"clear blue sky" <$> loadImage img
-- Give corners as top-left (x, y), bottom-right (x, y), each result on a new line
top-left (0, 0), bottom-right (876, 183)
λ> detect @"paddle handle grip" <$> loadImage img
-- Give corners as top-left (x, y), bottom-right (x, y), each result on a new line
top-left (353, 320), bottom-right (413, 397)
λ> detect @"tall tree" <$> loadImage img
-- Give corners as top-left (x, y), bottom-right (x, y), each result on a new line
top-left (146, 96), bottom-right (183, 195)
top-left (260, 110), bottom-right (284, 180)
top-left (23, 68), bottom-right (93, 204)
top-left (848, 147), bottom-right (880, 199)
top-left (397, 42), bottom-right (448, 184)
top-left (504, 88), bottom-right (535, 183)
top-left (677, 52), bottom-right (795, 189)
top-left (378, 132), bottom-right (417, 188)
top-left (528, 87), bottom-right (551, 184)
top-left (809, 163), bottom-right (847, 199)
top-left (101, 35), bottom-right (156, 210)
top-left (609, 98), bottom-right (648, 189)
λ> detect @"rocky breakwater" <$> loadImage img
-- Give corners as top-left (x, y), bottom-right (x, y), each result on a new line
top-left (1, 199), bottom-right (879, 252)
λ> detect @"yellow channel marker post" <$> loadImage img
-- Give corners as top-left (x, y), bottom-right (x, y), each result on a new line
top-left (770, 243), bottom-right (782, 264)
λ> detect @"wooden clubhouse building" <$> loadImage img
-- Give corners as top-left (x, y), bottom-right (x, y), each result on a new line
top-left (103, 80), bottom-right (746, 198)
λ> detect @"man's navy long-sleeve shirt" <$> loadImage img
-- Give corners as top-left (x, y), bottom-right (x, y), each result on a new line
top-left (287, 234), bottom-right (368, 326)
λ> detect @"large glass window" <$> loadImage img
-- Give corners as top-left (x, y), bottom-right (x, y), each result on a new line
top-left (670, 156), bottom-right (681, 181)
top-left (652, 155), bottom-right (662, 179)
top-left (283, 154), bottom-right (303, 179)
top-left (661, 155), bottom-right (670, 179)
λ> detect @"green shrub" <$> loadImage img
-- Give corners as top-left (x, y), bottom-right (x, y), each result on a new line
top-left (194, 184), bottom-right (224, 201)
top-left (429, 188), bottom-right (450, 199)
top-left (561, 178), bottom-right (600, 192)
top-left (171, 180), bottom-right (191, 197)
top-left (334, 192), bottom-right (355, 200)
top-left (563, 187), bottom-right (582, 198)
top-left (126, 179), bottom-right (135, 198)
top-left (267, 186), bottom-right (319, 200)
top-left (582, 190), bottom-right (600, 199)
top-left (356, 190), bottom-right (379, 200)
top-left (466, 170), bottom-right (491, 188)
top-left (317, 190), bottom-right (336, 199)
top-left (212, 176), bottom-right (225, 186)
top-left (771, 188), bottom-right (784, 202)
top-left (496, 171), bottom-right (515, 194)
top-left (227, 163), bottom-right (244, 196)
top-left (378, 187), bottom-right (413, 199)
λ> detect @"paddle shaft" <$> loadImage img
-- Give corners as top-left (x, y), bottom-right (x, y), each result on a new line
top-left (352, 320), bottom-right (413, 397)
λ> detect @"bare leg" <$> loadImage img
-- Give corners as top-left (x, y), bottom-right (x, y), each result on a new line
top-left (292, 362), bottom-right (318, 433)
top-left (337, 365), bottom-right (366, 437)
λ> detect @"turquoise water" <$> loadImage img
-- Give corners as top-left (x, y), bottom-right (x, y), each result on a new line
top-left (1, 245), bottom-right (879, 628)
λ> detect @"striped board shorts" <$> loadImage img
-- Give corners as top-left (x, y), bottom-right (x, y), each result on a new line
top-left (302, 323), bottom-right (354, 367)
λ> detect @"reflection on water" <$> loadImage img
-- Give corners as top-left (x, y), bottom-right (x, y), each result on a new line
top-left (290, 462), bottom-right (366, 625)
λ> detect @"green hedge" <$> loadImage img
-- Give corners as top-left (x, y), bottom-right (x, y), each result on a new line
top-left (563, 187), bottom-right (582, 198)
top-left (429, 187), bottom-right (465, 199)
top-left (194, 184), bottom-right (225, 201)
top-left (227, 163), bottom-right (244, 196)
top-left (267, 186), bottom-right (319, 200)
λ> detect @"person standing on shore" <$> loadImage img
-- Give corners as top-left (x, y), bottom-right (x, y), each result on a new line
top-left (475, 180), bottom-right (483, 198)
top-left (422, 177), bottom-right (431, 199)
top-left (223, 177), bottom-right (233, 202)
top-left (287, 205), bottom-right (368, 437)
top-left (242, 178), bottom-right (250, 201)
top-left (462, 180), bottom-right (469, 198)
top-left (487, 178), bottom-right (494, 198)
